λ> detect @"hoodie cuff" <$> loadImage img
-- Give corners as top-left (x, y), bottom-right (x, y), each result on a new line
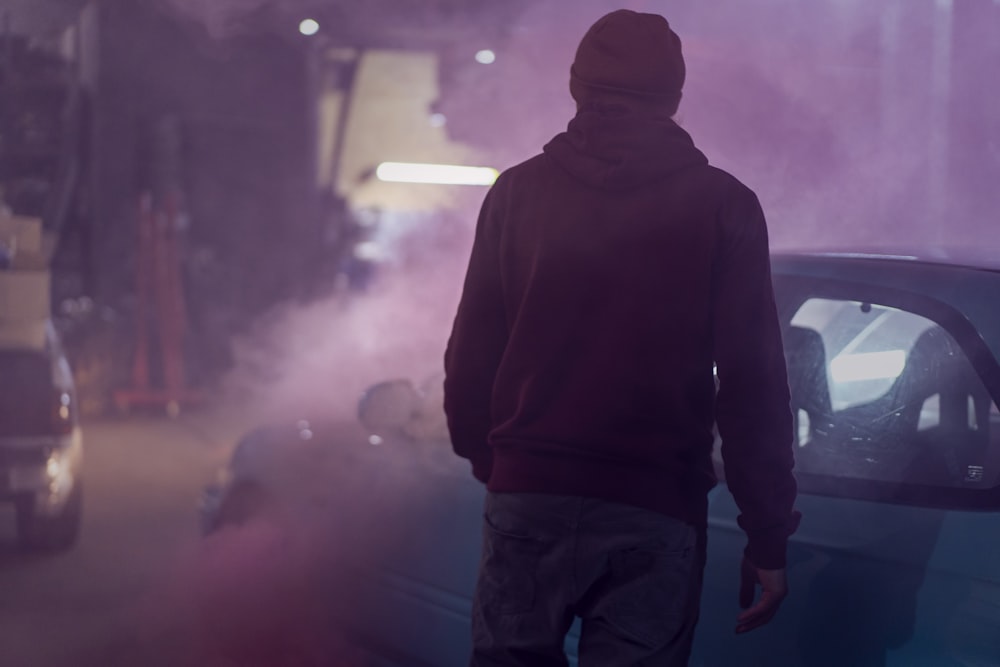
top-left (743, 510), bottom-right (802, 569)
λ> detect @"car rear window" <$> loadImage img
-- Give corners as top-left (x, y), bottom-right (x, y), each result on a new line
top-left (0, 350), bottom-right (54, 437)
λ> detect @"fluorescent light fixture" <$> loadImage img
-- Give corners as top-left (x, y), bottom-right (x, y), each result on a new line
top-left (475, 49), bottom-right (496, 64)
top-left (299, 19), bottom-right (320, 36)
top-left (830, 350), bottom-right (906, 383)
top-left (376, 162), bottom-right (499, 186)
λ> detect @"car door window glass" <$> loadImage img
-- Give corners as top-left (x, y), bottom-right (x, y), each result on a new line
top-left (787, 298), bottom-right (998, 489)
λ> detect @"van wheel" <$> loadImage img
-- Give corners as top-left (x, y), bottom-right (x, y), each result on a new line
top-left (16, 483), bottom-right (83, 552)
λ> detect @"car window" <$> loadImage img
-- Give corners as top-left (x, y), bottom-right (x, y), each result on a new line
top-left (786, 297), bottom-right (1000, 492)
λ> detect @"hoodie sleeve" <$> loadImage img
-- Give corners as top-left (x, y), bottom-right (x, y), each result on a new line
top-left (444, 184), bottom-right (508, 484)
top-left (712, 180), bottom-right (800, 570)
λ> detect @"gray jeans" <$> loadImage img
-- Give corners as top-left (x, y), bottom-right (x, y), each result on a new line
top-left (471, 492), bottom-right (705, 667)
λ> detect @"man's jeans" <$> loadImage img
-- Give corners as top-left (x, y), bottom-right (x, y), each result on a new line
top-left (471, 492), bottom-right (705, 667)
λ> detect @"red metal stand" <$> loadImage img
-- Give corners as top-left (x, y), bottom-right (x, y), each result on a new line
top-left (114, 191), bottom-right (202, 416)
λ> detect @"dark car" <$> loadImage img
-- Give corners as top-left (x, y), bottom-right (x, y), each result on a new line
top-left (201, 252), bottom-right (1000, 666)
top-left (0, 321), bottom-right (83, 552)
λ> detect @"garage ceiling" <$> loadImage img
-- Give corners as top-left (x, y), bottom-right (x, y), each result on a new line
top-left (4, 0), bottom-right (530, 50)
top-left (1, 0), bottom-right (89, 38)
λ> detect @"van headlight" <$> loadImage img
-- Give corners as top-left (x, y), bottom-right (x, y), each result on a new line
top-left (45, 448), bottom-right (75, 495)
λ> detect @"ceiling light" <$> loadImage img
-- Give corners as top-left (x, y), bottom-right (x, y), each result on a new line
top-left (375, 162), bottom-right (499, 186)
top-left (299, 19), bottom-right (320, 36)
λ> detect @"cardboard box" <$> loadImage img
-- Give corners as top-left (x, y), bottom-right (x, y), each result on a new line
top-left (0, 270), bottom-right (51, 322)
top-left (0, 320), bottom-right (47, 350)
top-left (0, 215), bottom-right (44, 255)
top-left (11, 251), bottom-right (49, 271)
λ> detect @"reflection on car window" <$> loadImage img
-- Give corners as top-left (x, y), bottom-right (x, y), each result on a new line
top-left (786, 298), bottom-right (999, 489)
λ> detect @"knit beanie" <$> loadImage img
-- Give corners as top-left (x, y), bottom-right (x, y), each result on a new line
top-left (570, 9), bottom-right (685, 101)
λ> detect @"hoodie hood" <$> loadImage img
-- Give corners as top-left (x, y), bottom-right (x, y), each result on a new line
top-left (543, 107), bottom-right (708, 191)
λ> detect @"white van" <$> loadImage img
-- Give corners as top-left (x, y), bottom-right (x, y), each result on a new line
top-left (0, 321), bottom-right (83, 551)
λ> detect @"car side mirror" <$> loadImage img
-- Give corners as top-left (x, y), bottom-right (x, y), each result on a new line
top-left (358, 379), bottom-right (421, 435)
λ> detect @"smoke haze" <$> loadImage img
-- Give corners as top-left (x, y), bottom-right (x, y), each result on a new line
top-left (211, 0), bottom-right (998, 425)
top-left (220, 210), bottom-right (472, 423)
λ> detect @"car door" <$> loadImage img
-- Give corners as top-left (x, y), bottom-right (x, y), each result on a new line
top-left (692, 259), bottom-right (1000, 667)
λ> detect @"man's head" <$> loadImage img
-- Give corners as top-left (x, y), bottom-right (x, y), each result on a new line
top-left (570, 9), bottom-right (685, 115)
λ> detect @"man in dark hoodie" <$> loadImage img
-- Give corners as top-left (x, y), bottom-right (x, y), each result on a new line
top-left (444, 9), bottom-right (799, 665)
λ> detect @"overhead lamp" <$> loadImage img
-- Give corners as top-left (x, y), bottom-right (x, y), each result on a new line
top-left (375, 162), bottom-right (499, 186)
top-left (299, 19), bottom-right (320, 36)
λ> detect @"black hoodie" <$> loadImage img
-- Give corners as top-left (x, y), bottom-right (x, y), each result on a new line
top-left (444, 107), bottom-right (798, 569)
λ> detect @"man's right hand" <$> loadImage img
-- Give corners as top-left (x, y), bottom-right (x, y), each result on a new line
top-left (735, 556), bottom-right (787, 634)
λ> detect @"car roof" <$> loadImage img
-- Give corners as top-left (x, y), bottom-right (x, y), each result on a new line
top-left (770, 249), bottom-right (1000, 371)
top-left (772, 247), bottom-right (1000, 273)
